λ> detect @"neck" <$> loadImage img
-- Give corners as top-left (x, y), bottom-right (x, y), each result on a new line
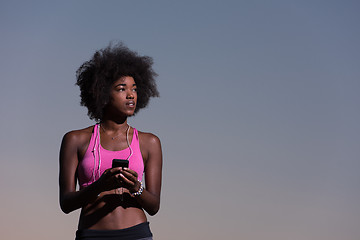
top-left (100, 119), bottom-right (129, 133)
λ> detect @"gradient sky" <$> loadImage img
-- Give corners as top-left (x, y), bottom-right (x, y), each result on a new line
top-left (1, 1), bottom-right (359, 239)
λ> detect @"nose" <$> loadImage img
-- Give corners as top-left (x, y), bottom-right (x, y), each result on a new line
top-left (126, 90), bottom-right (134, 99)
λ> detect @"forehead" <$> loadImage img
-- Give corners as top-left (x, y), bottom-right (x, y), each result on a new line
top-left (113, 76), bottom-right (136, 86)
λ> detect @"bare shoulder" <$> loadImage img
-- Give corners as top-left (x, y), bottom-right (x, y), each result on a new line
top-left (63, 126), bottom-right (94, 143)
top-left (137, 130), bottom-right (161, 147)
top-left (137, 130), bottom-right (162, 162)
top-left (61, 126), bottom-right (95, 155)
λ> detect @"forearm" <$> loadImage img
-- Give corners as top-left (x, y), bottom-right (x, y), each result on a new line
top-left (60, 181), bottom-right (102, 214)
top-left (133, 188), bottom-right (160, 216)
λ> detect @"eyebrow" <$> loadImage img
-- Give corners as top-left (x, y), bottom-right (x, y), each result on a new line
top-left (115, 83), bottom-right (137, 87)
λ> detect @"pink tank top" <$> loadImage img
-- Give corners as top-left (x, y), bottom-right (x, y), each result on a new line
top-left (78, 124), bottom-right (144, 188)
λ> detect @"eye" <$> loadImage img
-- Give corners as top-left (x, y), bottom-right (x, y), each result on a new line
top-left (132, 88), bottom-right (137, 92)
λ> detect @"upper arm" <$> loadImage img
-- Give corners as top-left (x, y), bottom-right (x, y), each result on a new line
top-left (59, 131), bottom-right (80, 199)
top-left (140, 133), bottom-right (163, 197)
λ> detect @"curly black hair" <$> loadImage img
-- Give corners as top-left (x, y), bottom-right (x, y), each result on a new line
top-left (76, 42), bottom-right (159, 121)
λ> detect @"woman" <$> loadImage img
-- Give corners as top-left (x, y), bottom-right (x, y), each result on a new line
top-left (59, 43), bottom-right (162, 240)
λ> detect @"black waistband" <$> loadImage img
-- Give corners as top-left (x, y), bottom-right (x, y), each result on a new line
top-left (76, 222), bottom-right (152, 240)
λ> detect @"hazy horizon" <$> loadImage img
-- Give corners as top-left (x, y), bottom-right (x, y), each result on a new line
top-left (1, 1), bottom-right (359, 239)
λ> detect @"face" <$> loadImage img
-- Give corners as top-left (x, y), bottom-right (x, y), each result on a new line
top-left (106, 76), bottom-right (137, 117)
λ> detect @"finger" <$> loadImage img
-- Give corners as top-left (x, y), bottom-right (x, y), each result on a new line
top-left (121, 168), bottom-right (138, 178)
top-left (118, 172), bottom-right (139, 188)
top-left (106, 167), bottom-right (121, 176)
top-left (120, 171), bottom-right (138, 183)
top-left (119, 174), bottom-right (135, 186)
top-left (103, 169), bottom-right (113, 177)
top-left (112, 167), bottom-right (123, 173)
top-left (114, 174), bottom-right (124, 186)
top-left (122, 167), bottom-right (136, 174)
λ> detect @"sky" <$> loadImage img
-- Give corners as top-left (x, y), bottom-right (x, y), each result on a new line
top-left (0, 0), bottom-right (359, 239)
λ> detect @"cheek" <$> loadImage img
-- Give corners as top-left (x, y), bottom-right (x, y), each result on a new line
top-left (134, 92), bottom-right (138, 100)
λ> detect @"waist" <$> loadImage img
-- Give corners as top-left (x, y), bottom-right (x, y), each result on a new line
top-left (76, 222), bottom-right (152, 240)
top-left (78, 191), bottom-right (147, 230)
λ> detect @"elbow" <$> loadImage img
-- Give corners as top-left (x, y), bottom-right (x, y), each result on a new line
top-left (62, 209), bottom-right (72, 214)
top-left (147, 209), bottom-right (158, 216)
top-left (60, 203), bottom-right (71, 214)
top-left (61, 207), bottom-right (72, 214)
top-left (60, 199), bottom-right (73, 214)
top-left (147, 203), bottom-right (160, 216)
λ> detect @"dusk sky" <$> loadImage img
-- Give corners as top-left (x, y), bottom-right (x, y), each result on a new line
top-left (1, 1), bottom-right (359, 239)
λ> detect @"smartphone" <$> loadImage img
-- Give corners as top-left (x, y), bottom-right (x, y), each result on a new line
top-left (112, 159), bottom-right (129, 169)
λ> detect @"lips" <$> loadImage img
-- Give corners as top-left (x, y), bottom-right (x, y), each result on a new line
top-left (126, 101), bottom-right (136, 107)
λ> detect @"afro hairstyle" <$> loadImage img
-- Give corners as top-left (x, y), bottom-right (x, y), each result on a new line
top-left (76, 42), bottom-right (159, 121)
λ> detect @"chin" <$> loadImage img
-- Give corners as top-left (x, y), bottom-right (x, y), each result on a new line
top-left (126, 111), bottom-right (136, 117)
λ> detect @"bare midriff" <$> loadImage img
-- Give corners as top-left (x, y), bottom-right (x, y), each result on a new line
top-left (78, 189), bottom-right (147, 230)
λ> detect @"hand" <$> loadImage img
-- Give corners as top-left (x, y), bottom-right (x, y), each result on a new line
top-left (118, 168), bottom-right (141, 194)
top-left (96, 167), bottom-right (124, 192)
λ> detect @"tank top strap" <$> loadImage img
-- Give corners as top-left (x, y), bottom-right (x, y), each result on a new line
top-left (133, 127), bottom-right (138, 139)
top-left (90, 124), bottom-right (100, 153)
top-left (132, 128), bottom-right (140, 148)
